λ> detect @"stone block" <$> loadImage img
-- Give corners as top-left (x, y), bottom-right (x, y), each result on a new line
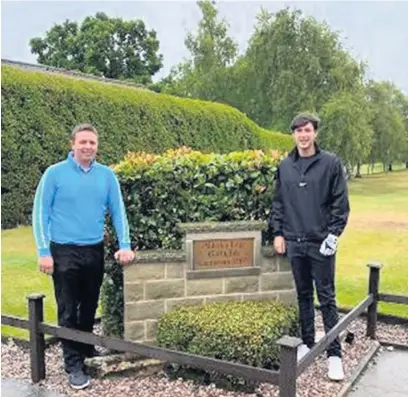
top-left (279, 257), bottom-right (292, 272)
top-left (186, 279), bottom-right (223, 296)
top-left (261, 257), bottom-right (278, 273)
top-left (242, 292), bottom-right (278, 302)
top-left (125, 300), bottom-right (165, 322)
top-left (261, 272), bottom-right (294, 291)
top-left (124, 321), bottom-right (145, 341)
top-left (124, 263), bottom-right (165, 282)
top-left (145, 280), bottom-right (185, 300)
top-left (166, 297), bottom-right (204, 311)
top-left (279, 290), bottom-right (298, 305)
top-left (224, 276), bottom-right (259, 293)
top-left (166, 263), bottom-right (184, 279)
top-left (187, 267), bottom-right (260, 280)
top-left (146, 320), bottom-right (158, 340)
top-left (124, 282), bottom-right (144, 302)
top-left (205, 294), bottom-right (242, 304)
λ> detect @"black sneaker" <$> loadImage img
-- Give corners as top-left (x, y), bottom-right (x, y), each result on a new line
top-left (68, 370), bottom-right (90, 390)
top-left (85, 347), bottom-right (102, 358)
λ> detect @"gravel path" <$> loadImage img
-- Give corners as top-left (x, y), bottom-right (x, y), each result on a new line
top-left (2, 315), bottom-right (407, 397)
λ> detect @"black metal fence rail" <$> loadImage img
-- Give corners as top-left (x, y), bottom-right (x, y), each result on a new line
top-left (2, 262), bottom-right (407, 397)
top-left (378, 293), bottom-right (408, 305)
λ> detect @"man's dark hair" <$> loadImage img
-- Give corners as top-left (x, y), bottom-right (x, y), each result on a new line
top-left (290, 113), bottom-right (320, 132)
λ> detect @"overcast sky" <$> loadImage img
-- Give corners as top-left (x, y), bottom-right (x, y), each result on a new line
top-left (2, 1), bottom-right (407, 93)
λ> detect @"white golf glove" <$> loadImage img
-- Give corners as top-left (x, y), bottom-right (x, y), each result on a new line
top-left (319, 233), bottom-right (338, 256)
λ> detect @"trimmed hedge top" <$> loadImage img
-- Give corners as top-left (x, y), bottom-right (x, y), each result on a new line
top-left (1, 64), bottom-right (292, 228)
top-left (157, 300), bottom-right (299, 369)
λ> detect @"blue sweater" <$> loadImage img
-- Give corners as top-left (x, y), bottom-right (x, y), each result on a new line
top-left (32, 152), bottom-right (131, 257)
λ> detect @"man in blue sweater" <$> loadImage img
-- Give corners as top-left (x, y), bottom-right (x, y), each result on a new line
top-left (32, 123), bottom-right (134, 390)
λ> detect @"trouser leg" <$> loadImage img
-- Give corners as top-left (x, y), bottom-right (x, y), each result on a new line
top-left (287, 242), bottom-right (315, 348)
top-left (308, 243), bottom-right (342, 358)
top-left (51, 242), bottom-right (84, 373)
top-left (77, 243), bottom-right (104, 357)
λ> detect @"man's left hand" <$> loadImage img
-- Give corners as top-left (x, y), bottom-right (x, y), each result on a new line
top-left (319, 234), bottom-right (338, 256)
top-left (114, 249), bottom-right (135, 266)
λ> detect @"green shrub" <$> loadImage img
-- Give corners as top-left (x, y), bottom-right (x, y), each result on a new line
top-left (1, 65), bottom-right (292, 228)
top-left (157, 300), bottom-right (299, 382)
top-left (101, 147), bottom-right (284, 337)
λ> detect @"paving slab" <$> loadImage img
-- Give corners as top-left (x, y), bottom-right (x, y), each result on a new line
top-left (347, 349), bottom-right (408, 397)
top-left (1, 378), bottom-right (67, 397)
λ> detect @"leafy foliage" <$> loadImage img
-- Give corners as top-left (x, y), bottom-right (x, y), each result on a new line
top-left (366, 81), bottom-right (408, 170)
top-left (156, 300), bottom-right (299, 379)
top-left (29, 12), bottom-right (163, 84)
top-left (319, 91), bottom-right (373, 170)
top-left (1, 65), bottom-right (292, 228)
top-left (102, 147), bottom-right (285, 337)
top-left (160, 4), bottom-right (365, 132)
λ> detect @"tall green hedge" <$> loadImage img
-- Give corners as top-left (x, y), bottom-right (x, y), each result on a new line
top-left (102, 147), bottom-right (284, 337)
top-left (1, 65), bottom-right (292, 228)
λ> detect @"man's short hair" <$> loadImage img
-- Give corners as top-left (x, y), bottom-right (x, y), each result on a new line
top-left (71, 123), bottom-right (98, 140)
top-left (290, 113), bottom-right (320, 132)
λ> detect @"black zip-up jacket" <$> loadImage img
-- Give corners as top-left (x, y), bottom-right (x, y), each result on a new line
top-left (269, 144), bottom-right (350, 243)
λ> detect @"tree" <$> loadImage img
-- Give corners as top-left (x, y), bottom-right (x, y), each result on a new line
top-left (242, 8), bottom-right (366, 130)
top-left (157, 0), bottom-right (238, 102)
top-left (393, 91), bottom-right (408, 168)
top-left (319, 90), bottom-right (373, 177)
top-left (30, 12), bottom-right (163, 83)
top-left (366, 81), bottom-right (406, 171)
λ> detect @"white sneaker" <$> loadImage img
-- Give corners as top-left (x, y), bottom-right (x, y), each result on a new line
top-left (328, 356), bottom-right (345, 381)
top-left (297, 344), bottom-right (310, 361)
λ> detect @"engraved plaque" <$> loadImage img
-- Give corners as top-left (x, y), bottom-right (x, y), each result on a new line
top-left (193, 238), bottom-right (254, 270)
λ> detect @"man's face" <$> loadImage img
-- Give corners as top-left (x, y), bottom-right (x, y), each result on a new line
top-left (71, 130), bottom-right (98, 163)
top-left (293, 122), bottom-right (317, 151)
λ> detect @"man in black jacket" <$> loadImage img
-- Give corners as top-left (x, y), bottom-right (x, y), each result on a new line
top-left (270, 113), bottom-right (350, 381)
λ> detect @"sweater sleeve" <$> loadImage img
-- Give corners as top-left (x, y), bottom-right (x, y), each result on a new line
top-left (108, 170), bottom-right (131, 250)
top-left (32, 167), bottom-right (56, 257)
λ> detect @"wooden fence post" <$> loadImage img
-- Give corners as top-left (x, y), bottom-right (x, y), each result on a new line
top-left (27, 293), bottom-right (46, 383)
top-left (277, 336), bottom-right (302, 397)
top-left (366, 263), bottom-right (382, 339)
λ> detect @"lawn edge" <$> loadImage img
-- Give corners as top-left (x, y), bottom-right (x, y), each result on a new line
top-left (377, 340), bottom-right (408, 351)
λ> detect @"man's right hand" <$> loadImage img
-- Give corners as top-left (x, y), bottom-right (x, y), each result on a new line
top-left (273, 236), bottom-right (286, 255)
top-left (38, 256), bottom-right (54, 275)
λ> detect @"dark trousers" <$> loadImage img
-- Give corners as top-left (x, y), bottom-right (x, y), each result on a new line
top-left (286, 240), bottom-right (341, 358)
top-left (50, 241), bottom-right (104, 373)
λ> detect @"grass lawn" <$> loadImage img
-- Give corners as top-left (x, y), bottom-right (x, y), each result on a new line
top-left (1, 227), bottom-right (57, 340)
top-left (2, 169), bottom-right (408, 339)
top-left (336, 169), bottom-right (408, 318)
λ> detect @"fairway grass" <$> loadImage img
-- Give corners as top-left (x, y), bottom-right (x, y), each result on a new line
top-left (336, 169), bottom-right (408, 318)
top-left (2, 169), bottom-right (408, 339)
top-left (1, 227), bottom-right (57, 340)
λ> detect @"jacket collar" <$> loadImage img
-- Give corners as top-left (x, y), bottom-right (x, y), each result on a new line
top-left (289, 142), bottom-right (321, 161)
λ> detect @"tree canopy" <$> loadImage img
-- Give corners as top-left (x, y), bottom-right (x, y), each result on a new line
top-left (30, 12), bottom-right (163, 83)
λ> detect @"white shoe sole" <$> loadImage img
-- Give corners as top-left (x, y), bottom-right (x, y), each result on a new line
top-left (328, 375), bottom-right (345, 382)
top-left (70, 379), bottom-right (90, 390)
